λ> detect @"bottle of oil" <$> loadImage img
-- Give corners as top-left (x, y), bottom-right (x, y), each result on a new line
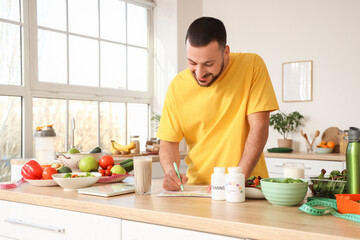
top-left (346, 127), bottom-right (360, 194)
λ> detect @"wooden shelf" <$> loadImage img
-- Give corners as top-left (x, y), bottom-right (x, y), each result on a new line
top-left (264, 151), bottom-right (345, 161)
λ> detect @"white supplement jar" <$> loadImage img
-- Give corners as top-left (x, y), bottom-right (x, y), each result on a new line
top-left (211, 167), bottom-right (226, 200)
top-left (225, 167), bottom-right (245, 203)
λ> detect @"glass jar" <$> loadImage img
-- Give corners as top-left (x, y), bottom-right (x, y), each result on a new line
top-left (130, 135), bottom-right (140, 154)
top-left (34, 125), bottom-right (56, 167)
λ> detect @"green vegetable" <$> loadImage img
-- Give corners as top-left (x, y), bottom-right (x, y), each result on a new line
top-left (267, 178), bottom-right (304, 183)
top-left (120, 159), bottom-right (133, 172)
top-left (63, 173), bottom-right (72, 178)
top-left (90, 147), bottom-right (102, 153)
top-left (119, 159), bottom-right (133, 166)
top-left (57, 166), bottom-right (72, 173)
top-left (309, 169), bottom-right (347, 199)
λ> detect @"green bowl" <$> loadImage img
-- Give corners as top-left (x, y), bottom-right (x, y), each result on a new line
top-left (260, 178), bottom-right (308, 206)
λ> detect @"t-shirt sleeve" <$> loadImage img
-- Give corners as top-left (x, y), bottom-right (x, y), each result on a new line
top-left (156, 84), bottom-right (184, 142)
top-left (246, 54), bottom-right (279, 115)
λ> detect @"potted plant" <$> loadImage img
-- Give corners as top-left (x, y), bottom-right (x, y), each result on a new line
top-left (269, 111), bottom-right (304, 148)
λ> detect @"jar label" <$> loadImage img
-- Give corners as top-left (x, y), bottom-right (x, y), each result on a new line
top-left (225, 181), bottom-right (244, 193)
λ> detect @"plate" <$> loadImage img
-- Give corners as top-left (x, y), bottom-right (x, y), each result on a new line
top-left (245, 187), bottom-right (265, 199)
top-left (267, 147), bottom-right (293, 153)
top-left (25, 179), bottom-right (58, 187)
top-left (98, 174), bottom-right (133, 183)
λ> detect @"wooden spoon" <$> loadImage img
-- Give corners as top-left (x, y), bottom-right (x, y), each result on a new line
top-left (310, 130), bottom-right (320, 147)
top-left (303, 133), bottom-right (312, 147)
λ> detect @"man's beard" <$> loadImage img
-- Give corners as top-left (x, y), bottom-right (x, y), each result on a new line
top-left (192, 58), bottom-right (225, 88)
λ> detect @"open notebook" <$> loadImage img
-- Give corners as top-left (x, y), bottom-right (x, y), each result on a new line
top-left (78, 183), bottom-right (135, 197)
top-left (157, 185), bottom-right (211, 198)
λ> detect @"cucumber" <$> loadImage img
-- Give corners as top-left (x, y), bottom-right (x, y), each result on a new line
top-left (90, 147), bottom-right (102, 153)
top-left (119, 158), bottom-right (133, 166)
top-left (121, 161), bottom-right (134, 172)
top-left (58, 166), bottom-right (72, 173)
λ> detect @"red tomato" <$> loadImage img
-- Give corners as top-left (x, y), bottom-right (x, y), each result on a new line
top-left (107, 165), bottom-right (113, 170)
top-left (98, 169), bottom-right (105, 176)
top-left (42, 167), bottom-right (58, 180)
top-left (105, 169), bottom-right (112, 176)
top-left (99, 155), bottom-right (114, 170)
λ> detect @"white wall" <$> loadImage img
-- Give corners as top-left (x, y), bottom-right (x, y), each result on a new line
top-left (154, 0), bottom-right (360, 151)
top-left (153, 0), bottom-right (202, 114)
top-left (153, 0), bottom-right (178, 114)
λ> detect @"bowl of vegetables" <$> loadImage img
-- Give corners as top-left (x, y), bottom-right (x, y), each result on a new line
top-left (246, 176), bottom-right (265, 199)
top-left (309, 169), bottom-right (347, 199)
top-left (52, 172), bottom-right (101, 191)
top-left (260, 178), bottom-right (308, 206)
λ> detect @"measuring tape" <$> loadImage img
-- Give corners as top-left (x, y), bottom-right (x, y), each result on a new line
top-left (299, 197), bottom-right (360, 223)
top-left (0, 178), bottom-right (24, 190)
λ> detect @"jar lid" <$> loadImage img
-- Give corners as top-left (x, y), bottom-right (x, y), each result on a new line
top-left (348, 127), bottom-right (360, 142)
top-left (213, 167), bottom-right (225, 173)
top-left (228, 167), bottom-right (242, 173)
top-left (34, 125), bottom-right (56, 137)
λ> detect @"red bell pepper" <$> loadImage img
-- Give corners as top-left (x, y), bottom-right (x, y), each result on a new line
top-left (21, 160), bottom-right (43, 180)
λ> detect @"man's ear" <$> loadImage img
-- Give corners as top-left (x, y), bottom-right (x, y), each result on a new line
top-left (224, 45), bottom-right (230, 56)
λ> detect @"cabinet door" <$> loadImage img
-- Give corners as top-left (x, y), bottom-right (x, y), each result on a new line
top-left (265, 158), bottom-right (345, 178)
top-left (122, 220), bottom-right (243, 240)
top-left (0, 200), bottom-right (121, 240)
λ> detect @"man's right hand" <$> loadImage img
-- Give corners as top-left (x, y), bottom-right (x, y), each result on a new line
top-left (163, 168), bottom-right (188, 191)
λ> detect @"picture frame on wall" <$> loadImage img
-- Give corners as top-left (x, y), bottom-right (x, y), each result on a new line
top-left (282, 60), bottom-right (313, 102)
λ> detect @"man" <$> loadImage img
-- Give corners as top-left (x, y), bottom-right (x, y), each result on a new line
top-left (157, 17), bottom-right (279, 191)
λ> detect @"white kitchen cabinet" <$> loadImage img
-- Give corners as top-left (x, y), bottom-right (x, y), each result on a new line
top-left (121, 220), bottom-right (244, 240)
top-left (0, 200), bottom-right (121, 240)
top-left (265, 157), bottom-right (346, 179)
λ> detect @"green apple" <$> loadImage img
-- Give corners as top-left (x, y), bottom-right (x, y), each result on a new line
top-left (67, 148), bottom-right (80, 154)
top-left (110, 165), bottom-right (126, 175)
top-left (79, 156), bottom-right (98, 172)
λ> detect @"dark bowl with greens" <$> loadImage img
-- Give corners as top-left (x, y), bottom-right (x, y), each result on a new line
top-left (309, 169), bottom-right (347, 199)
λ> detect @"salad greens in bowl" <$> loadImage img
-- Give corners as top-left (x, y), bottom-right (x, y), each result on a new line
top-left (309, 169), bottom-right (347, 199)
top-left (260, 178), bottom-right (308, 206)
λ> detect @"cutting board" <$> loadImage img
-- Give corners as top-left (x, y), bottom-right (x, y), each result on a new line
top-left (321, 127), bottom-right (342, 153)
top-left (112, 153), bottom-right (148, 158)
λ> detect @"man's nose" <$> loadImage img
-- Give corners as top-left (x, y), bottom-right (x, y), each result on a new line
top-left (195, 66), bottom-right (205, 78)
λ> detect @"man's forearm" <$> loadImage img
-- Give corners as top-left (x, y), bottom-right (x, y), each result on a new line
top-left (159, 140), bottom-right (180, 174)
top-left (238, 112), bottom-right (269, 179)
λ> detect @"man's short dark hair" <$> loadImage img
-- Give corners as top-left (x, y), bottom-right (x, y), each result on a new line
top-left (185, 17), bottom-right (227, 49)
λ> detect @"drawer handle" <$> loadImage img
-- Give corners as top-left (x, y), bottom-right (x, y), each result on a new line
top-left (274, 164), bottom-right (311, 170)
top-left (4, 218), bottom-right (65, 232)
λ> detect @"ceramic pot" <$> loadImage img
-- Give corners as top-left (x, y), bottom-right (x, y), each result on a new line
top-left (278, 139), bottom-right (293, 148)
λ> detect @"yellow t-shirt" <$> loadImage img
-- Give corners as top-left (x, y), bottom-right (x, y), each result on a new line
top-left (157, 53), bottom-right (279, 185)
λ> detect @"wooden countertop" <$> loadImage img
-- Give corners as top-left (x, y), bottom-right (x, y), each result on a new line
top-left (0, 178), bottom-right (359, 240)
top-left (10, 153), bottom-right (188, 165)
top-left (265, 152), bottom-right (346, 161)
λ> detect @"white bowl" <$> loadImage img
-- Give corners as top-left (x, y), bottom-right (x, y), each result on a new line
top-left (245, 187), bottom-right (265, 199)
top-left (314, 147), bottom-right (334, 154)
top-left (52, 172), bottom-right (101, 191)
top-left (57, 152), bottom-right (103, 172)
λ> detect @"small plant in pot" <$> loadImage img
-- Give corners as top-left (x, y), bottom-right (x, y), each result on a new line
top-left (269, 111), bottom-right (304, 148)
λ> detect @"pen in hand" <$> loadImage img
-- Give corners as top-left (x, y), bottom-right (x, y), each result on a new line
top-left (173, 162), bottom-right (184, 191)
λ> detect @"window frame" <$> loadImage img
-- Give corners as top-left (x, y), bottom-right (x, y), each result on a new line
top-left (0, 0), bottom-right (155, 159)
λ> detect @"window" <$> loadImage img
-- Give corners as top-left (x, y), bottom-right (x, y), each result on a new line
top-left (0, 0), bottom-right (155, 172)
top-left (36, 0), bottom-right (150, 91)
top-left (0, 0), bottom-right (22, 86)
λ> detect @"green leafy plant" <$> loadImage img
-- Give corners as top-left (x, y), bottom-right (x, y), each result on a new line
top-left (151, 113), bottom-right (161, 135)
top-left (269, 111), bottom-right (304, 139)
